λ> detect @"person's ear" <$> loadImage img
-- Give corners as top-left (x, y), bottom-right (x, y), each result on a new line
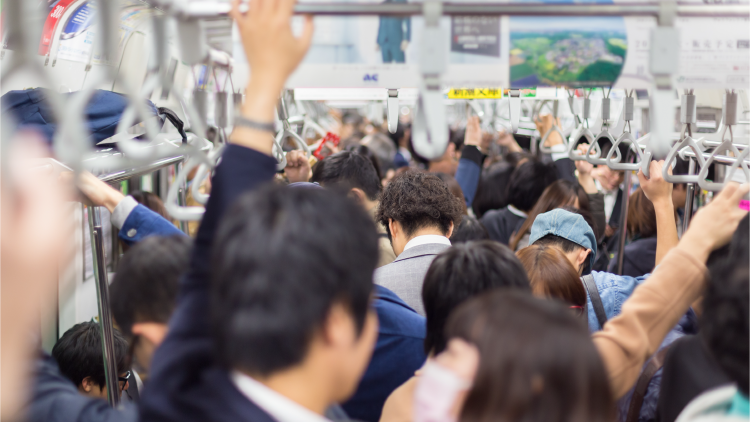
top-left (349, 188), bottom-right (367, 206)
top-left (80, 376), bottom-right (95, 393)
top-left (388, 219), bottom-right (399, 239)
top-left (322, 302), bottom-right (356, 347)
top-left (446, 221), bottom-right (455, 238)
top-left (576, 248), bottom-right (591, 269)
top-left (131, 322), bottom-right (169, 348)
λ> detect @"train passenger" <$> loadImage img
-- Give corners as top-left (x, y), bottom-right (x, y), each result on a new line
top-left (509, 179), bottom-right (590, 251)
top-left (607, 187), bottom-right (659, 277)
top-left (380, 241), bottom-right (530, 422)
top-left (657, 215), bottom-right (749, 422)
top-left (309, 150), bottom-right (396, 268)
top-left (528, 160), bottom-right (679, 332)
top-left (480, 159), bottom-right (558, 245)
top-left (50, 322), bottom-right (130, 400)
top-left (449, 215), bottom-right (490, 244)
top-left (417, 291), bottom-right (615, 422)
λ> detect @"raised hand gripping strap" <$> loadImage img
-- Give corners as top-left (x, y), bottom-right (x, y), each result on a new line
top-left (568, 127), bottom-right (597, 162)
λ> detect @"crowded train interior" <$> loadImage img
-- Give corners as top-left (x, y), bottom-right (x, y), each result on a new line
top-left (1, 1), bottom-right (749, 422)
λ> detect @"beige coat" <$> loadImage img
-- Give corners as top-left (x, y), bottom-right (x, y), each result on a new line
top-left (380, 247), bottom-right (709, 422)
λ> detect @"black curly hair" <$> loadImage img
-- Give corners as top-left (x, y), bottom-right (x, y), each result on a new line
top-left (376, 170), bottom-right (464, 239)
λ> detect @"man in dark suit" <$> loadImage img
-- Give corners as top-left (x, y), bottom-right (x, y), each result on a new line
top-left (139, 3), bottom-right (380, 422)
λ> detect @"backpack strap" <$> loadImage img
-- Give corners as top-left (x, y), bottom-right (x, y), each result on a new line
top-left (581, 274), bottom-right (608, 329)
top-left (625, 346), bottom-right (671, 422)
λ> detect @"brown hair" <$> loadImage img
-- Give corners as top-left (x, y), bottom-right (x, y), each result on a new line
top-left (130, 190), bottom-right (170, 220)
top-left (447, 291), bottom-right (614, 422)
top-left (509, 180), bottom-right (589, 251)
top-left (626, 187), bottom-right (657, 239)
top-left (516, 244), bottom-right (586, 308)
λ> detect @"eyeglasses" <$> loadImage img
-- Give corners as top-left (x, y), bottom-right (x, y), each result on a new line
top-left (118, 370), bottom-right (131, 390)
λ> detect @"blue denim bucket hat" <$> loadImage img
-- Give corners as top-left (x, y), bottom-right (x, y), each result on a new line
top-left (528, 209), bottom-right (597, 274)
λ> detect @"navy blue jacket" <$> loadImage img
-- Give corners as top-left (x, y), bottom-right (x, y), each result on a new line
top-left (26, 352), bottom-right (138, 422)
top-left (139, 144), bottom-right (279, 422)
top-left (342, 285), bottom-right (426, 422)
top-left (118, 203), bottom-right (184, 246)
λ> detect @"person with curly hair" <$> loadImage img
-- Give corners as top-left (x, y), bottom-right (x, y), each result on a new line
top-left (374, 170), bottom-right (465, 316)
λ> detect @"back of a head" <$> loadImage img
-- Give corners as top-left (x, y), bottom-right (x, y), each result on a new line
top-left (517, 244), bottom-right (586, 308)
top-left (471, 163), bottom-right (514, 218)
top-left (346, 144), bottom-right (384, 180)
top-left (110, 235), bottom-right (192, 336)
top-left (376, 170), bottom-right (464, 239)
top-left (422, 241), bottom-right (530, 354)
top-left (359, 133), bottom-right (396, 174)
top-left (506, 160), bottom-right (559, 212)
top-left (450, 215), bottom-right (490, 244)
top-left (210, 184), bottom-right (379, 376)
top-left (311, 151), bottom-right (383, 201)
top-left (510, 180), bottom-right (581, 250)
top-left (626, 187), bottom-right (657, 238)
top-left (702, 215), bottom-right (749, 396)
top-left (433, 172), bottom-right (468, 215)
top-left (530, 208), bottom-right (597, 273)
top-left (52, 321), bottom-right (129, 388)
top-left (447, 291), bottom-right (613, 422)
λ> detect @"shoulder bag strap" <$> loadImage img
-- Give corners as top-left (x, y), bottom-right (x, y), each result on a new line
top-left (582, 274), bottom-right (608, 329)
top-left (625, 346), bottom-right (672, 422)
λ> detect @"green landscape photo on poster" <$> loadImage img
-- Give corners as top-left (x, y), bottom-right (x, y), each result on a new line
top-left (509, 17), bottom-right (627, 88)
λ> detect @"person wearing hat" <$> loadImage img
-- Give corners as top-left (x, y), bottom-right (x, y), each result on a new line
top-left (527, 160), bottom-right (680, 332)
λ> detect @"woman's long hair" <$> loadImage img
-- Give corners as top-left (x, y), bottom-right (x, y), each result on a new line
top-left (509, 180), bottom-right (589, 251)
top-left (448, 291), bottom-right (614, 422)
top-left (516, 244), bottom-right (586, 309)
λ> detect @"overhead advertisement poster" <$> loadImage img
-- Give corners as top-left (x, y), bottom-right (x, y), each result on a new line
top-left (509, 17), bottom-right (627, 88)
top-left (256, 0), bottom-right (507, 89)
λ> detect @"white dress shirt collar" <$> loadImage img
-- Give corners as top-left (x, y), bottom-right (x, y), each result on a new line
top-left (507, 204), bottom-right (528, 218)
top-left (231, 371), bottom-right (331, 422)
top-left (403, 235), bottom-right (451, 252)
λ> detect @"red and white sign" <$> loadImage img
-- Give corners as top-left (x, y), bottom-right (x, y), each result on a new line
top-left (39, 0), bottom-right (78, 56)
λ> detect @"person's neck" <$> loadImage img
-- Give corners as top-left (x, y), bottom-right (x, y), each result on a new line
top-left (246, 363), bottom-right (331, 416)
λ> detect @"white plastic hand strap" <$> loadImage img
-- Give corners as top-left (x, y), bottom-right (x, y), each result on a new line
top-left (607, 132), bottom-right (644, 171)
top-left (663, 135), bottom-right (706, 183)
top-left (412, 87), bottom-right (449, 160)
top-left (643, 89), bottom-right (676, 178)
top-left (567, 127), bottom-right (596, 162)
top-left (509, 90), bottom-right (521, 134)
top-left (539, 100), bottom-right (565, 154)
top-left (724, 147), bottom-right (750, 188)
top-left (697, 132), bottom-right (746, 192)
top-left (190, 142), bottom-right (225, 205)
top-left (388, 89), bottom-right (399, 134)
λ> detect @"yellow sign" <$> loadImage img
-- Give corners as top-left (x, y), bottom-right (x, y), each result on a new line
top-left (447, 88), bottom-right (503, 99)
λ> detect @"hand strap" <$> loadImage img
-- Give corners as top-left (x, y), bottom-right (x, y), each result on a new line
top-left (234, 116), bottom-right (276, 133)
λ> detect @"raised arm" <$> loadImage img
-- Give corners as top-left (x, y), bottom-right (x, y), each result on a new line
top-left (638, 160), bottom-right (678, 266)
top-left (592, 182), bottom-right (749, 399)
top-left (455, 116), bottom-right (485, 207)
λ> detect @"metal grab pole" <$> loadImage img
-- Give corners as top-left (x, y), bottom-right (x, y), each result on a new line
top-left (616, 152), bottom-right (634, 275)
top-left (682, 158), bottom-right (697, 234)
top-left (87, 206), bottom-right (121, 408)
top-left (176, 162), bottom-right (189, 234)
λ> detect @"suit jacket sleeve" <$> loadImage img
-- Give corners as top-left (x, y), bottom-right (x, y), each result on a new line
top-left (140, 145), bottom-right (277, 421)
top-left (27, 352), bottom-right (138, 422)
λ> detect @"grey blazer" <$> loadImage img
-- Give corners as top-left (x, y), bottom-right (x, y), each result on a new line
top-left (373, 243), bottom-right (451, 316)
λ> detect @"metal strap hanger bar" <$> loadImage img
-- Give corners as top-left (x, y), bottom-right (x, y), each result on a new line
top-left (160, 1), bottom-right (749, 18)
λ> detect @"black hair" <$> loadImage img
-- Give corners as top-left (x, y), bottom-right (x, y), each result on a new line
top-left (448, 291), bottom-right (614, 422)
top-left (506, 160), bottom-right (559, 212)
top-left (471, 163), bottom-right (514, 219)
top-left (388, 121), bottom-right (410, 148)
top-left (534, 233), bottom-right (586, 254)
top-left (311, 151), bottom-right (383, 202)
top-left (376, 170), bottom-right (465, 239)
top-left (450, 215), bottom-right (490, 244)
top-left (703, 263), bottom-right (750, 396)
top-left (210, 184), bottom-right (378, 376)
top-left (422, 241), bottom-right (530, 355)
top-left (702, 215), bottom-right (749, 396)
top-left (345, 144), bottom-right (383, 181)
top-left (51, 321), bottom-right (129, 388)
top-left (110, 235), bottom-right (191, 337)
